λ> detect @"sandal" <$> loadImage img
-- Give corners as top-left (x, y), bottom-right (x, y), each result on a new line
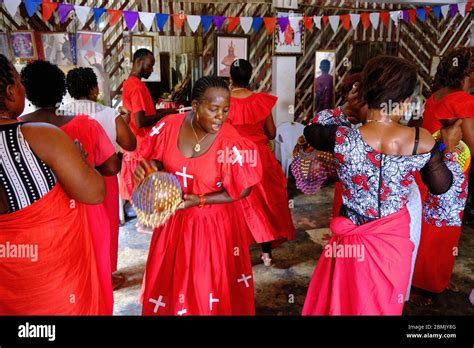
top-left (261, 253), bottom-right (273, 267)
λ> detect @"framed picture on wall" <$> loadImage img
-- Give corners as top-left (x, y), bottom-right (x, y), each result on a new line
top-left (0, 32), bottom-right (12, 60)
top-left (273, 12), bottom-right (305, 56)
top-left (314, 50), bottom-right (336, 113)
top-left (41, 33), bottom-right (74, 66)
top-left (215, 34), bottom-right (249, 78)
top-left (10, 31), bottom-right (37, 61)
top-left (131, 34), bottom-right (154, 57)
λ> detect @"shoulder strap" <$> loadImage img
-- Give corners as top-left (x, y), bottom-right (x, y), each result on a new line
top-left (412, 127), bottom-right (420, 155)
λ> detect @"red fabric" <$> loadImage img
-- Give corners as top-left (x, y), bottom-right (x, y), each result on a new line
top-left (322, 15), bottom-right (329, 27)
top-left (340, 14), bottom-right (351, 31)
top-left (172, 14), bottom-right (186, 30)
top-left (140, 114), bottom-right (262, 315)
top-left (408, 9), bottom-right (416, 23)
top-left (107, 9), bottom-right (123, 27)
top-left (332, 181), bottom-right (343, 218)
top-left (380, 12), bottom-right (390, 27)
top-left (413, 91), bottom-right (474, 292)
top-left (227, 17), bottom-right (240, 32)
top-left (42, 1), bottom-right (57, 22)
top-left (105, 175), bottom-right (120, 273)
top-left (422, 91), bottom-right (474, 134)
top-left (303, 208), bottom-right (413, 315)
top-left (120, 76), bottom-right (157, 200)
top-left (228, 93), bottom-right (295, 247)
top-left (361, 13), bottom-right (370, 29)
top-left (61, 116), bottom-right (115, 314)
top-left (303, 16), bottom-right (313, 31)
top-left (263, 17), bottom-right (277, 34)
top-left (0, 185), bottom-right (106, 315)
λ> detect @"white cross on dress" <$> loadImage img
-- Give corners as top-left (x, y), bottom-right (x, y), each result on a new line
top-left (150, 122), bottom-right (165, 136)
top-left (149, 296), bottom-right (166, 313)
top-left (175, 166), bottom-right (194, 188)
top-left (237, 274), bottom-right (252, 288)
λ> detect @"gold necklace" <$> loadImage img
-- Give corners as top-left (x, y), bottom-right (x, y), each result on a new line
top-left (190, 116), bottom-right (209, 152)
top-left (366, 119), bottom-right (393, 123)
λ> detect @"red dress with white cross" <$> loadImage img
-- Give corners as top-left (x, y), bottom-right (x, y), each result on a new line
top-left (139, 113), bottom-right (262, 316)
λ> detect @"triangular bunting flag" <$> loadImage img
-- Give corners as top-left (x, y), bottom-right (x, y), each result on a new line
top-left (58, 3), bottom-right (74, 24)
top-left (24, 0), bottom-right (41, 17)
top-left (467, 2), bottom-right (473, 13)
top-left (340, 14), bottom-right (350, 31)
top-left (360, 13), bottom-right (370, 30)
top-left (425, 6), bottom-right (432, 17)
top-left (107, 9), bottom-right (122, 27)
top-left (322, 15), bottom-right (329, 27)
top-left (389, 11), bottom-right (400, 26)
top-left (458, 3), bottom-right (467, 17)
top-left (139, 12), bottom-right (155, 31)
top-left (380, 12), bottom-right (389, 28)
top-left (328, 15), bottom-right (339, 32)
top-left (240, 17), bottom-right (252, 34)
top-left (432, 6), bottom-right (441, 19)
top-left (408, 9), bottom-right (416, 23)
top-left (201, 15), bottom-right (213, 32)
top-left (81, 33), bottom-right (91, 47)
top-left (416, 8), bottom-right (425, 22)
top-left (450, 4), bottom-right (458, 17)
top-left (252, 17), bottom-right (263, 33)
top-left (313, 15), bottom-right (322, 30)
top-left (74, 5), bottom-right (91, 27)
top-left (441, 5), bottom-right (449, 19)
top-left (4, 0), bottom-right (21, 18)
top-left (263, 17), bottom-right (276, 35)
top-left (350, 14), bottom-right (360, 30)
top-left (156, 13), bottom-right (169, 31)
top-left (369, 12), bottom-right (379, 29)
top-left (289, 16), bottom-right (301, 32)
top-left (42, 1), bottom-right (57, 22)
top-left (93, 7), bottom-right (106, 25)
top-left (186, 15), bottom-right (201, 33)
top-left (172, 13), bottom-right (186, 30)
top-left (402, 10), bottom-right (409, 24)
top-left (213, 16), bottom-right (226, 32)
top-left (227, 17), bottom-right (239, 32)
top-left (123, 11), bottom-right (139, 30)
top-left (303, 16), bottom-right (313, 31)
top-left (277, 17), bottom-right (289, 32)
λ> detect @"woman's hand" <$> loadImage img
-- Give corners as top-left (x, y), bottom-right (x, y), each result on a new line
top-left (177, 194), bottom-right (200, 210)
top-left (441, 119), bottom-right (463, 152)
top-left (342, 83), bottom-right (368, 123)
top-left (118, 106), bottom-right (131, 124)
top-left (293, 135), bottom-right (315, 157)
top-left (133, 159), bottom-right (158, 185)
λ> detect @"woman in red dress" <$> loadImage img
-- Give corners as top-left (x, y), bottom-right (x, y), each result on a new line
top-left (135, 76), bottom-right (262, 315)
top-left (412, 47), bottom-right (474, 304)
top-left (20, 60), bottom-right (120, 315)
top-left (227, 59), bottom-right (295, 266)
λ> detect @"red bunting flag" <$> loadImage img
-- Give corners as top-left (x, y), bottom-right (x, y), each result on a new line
top-left (322, 15), bottom-right (328, 27)
top-left (340, 14), bottom-right (350, 31)
top-left (303, 16), bottom-right (313, 31)
top-left (360, 12), bottom-right (370, 29)
top-left (425, 6), bottom-right (432, 17)
top-left (172, 13), bottom-right (186, 30)
top-left (408, 9), bottom-right (416, 23)
top-left (263, 17), bottom-right (276, 35)
top-left (467, 2), bottom-right (473, 13)
top-left (227, 17), bottom-right (240, 32)
top-left (380, 12), bottom-right (389, 27)
top-left (42, 1), bottom-right (57, 22)
top-left (107, 9), bottom-right (122, 26)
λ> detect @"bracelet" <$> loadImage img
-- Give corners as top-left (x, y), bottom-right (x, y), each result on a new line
top-left (198, 194), bottom-right (206, 208)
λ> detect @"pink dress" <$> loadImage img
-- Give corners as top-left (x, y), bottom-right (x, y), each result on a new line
top-left (228, 93), bottom-right (295, 247)
top-left (61, 116), bottom-right (116, 314)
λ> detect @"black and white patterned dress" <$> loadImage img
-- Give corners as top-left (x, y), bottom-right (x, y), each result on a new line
top-left (0, 122), bottom-right (56, 213)
top-left (305, 107), bottom-right (466, 226)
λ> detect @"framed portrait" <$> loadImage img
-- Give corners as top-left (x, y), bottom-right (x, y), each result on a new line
top-left (430, 56), bottom-right (441, 78)
top-left (273, 12), bottom-right (305, 56)
top-left (41, 33), bottom-right (74, 66)
top-left (215, 34), bottom-right (249, 78)
top-left (130, 34), bottom-right (160, 82)
top-left (0, 32), bottom-right (12, 60)
top-left (10, 31), bottom-right (37, 61)
top-left (314, 50), bottom-right (336, 113)
top-left (272, 0), bottom-right (298, 9)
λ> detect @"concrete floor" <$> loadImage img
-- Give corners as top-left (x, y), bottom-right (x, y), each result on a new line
top-left (113, 179), bottom-right (474, 316)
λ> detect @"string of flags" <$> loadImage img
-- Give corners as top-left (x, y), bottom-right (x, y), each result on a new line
top-left (2, 0), bottom-right (473, 34)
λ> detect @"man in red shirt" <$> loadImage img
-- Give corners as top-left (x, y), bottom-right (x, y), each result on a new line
top-left (120, 49), bottom-right (177, 209)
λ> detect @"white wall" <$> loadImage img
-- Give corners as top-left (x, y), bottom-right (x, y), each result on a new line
top-left (271, 56), bottom-right (296, 126)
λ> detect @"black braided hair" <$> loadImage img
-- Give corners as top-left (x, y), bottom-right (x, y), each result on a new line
top-left (191, 76), bottom-right (229, 103)
top-left (66, 67), bottom-right (98, 100)
top-left (230, 59), bottom-right (253, 88)
top-left (0, 54), bottom-right (16, 111)
top-left (21, 60), bottom-right (66, 108)
top-left (433, 47), bottom-right (474, 90)
top-left (133, 48), bottom-right (153, 63)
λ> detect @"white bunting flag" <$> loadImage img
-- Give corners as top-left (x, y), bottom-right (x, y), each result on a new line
top-left (186, 15), bottom-right (201, 32)
top-left (139, 12), bottom-right (156, 31)
top-left (441, 5), bottom-right (449, 19)
top-left (313, 15), bottom-right (322, 30)
top-left (369, 12), bottom-right (380, 30)
top-left (389, 11), bottom-right (400, 26)
top-left (289, 16), bottom-right (301, 32)
top-left (328, 15), bottom-right (340, 32)
top-left (4, 0), bottom-right (21, 17)
top-left (74, 5), bottom-right (91, 27)
top-left (350, 14), bottom-right (360, 30)
top-left (458, 3), bottom-right (467, 17)
top-left (240, 17), bottom-right (253, 34)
